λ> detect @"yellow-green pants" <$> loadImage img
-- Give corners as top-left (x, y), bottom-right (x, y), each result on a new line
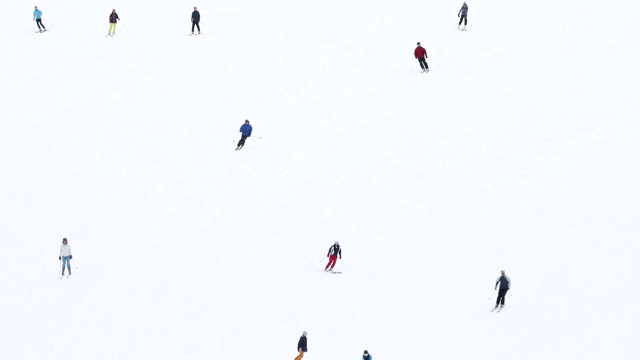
top-left (108, 23), bottom-right (117, 35)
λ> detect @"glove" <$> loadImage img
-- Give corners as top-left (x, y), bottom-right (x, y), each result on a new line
top-left (59, 256), bottom-right (61, 260)
top-left (70, 255), bottom-right (73, 259)
top-left (458, 14), bottom-right (460, 17)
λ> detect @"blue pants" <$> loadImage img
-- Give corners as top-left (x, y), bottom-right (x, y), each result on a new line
top-left (62, 256), bottom-right (71, 272)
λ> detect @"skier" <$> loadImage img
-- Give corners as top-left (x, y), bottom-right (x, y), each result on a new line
top-left (494, 270), bottom-right (511, 309)
top-left (59, 238), bottom-right (73, 276)
top-left (458, 2), bottom-right (469, 30)
top-left (191, 7), bottom-right (201, 35)
top-left (414, 42), bottom-right (429, 73)
top-left (108, 9), bottom-right (120, 37)
top-left (33, 6), bottom-right (46, 32)
top-left (324, 241), bottom-right (341, 271)
top-left (363, 350), bottom-right (373, 360)
top-left (294, 331), bottom-right (307, 360)
top-left (236, 119), bottom-right (252, 150)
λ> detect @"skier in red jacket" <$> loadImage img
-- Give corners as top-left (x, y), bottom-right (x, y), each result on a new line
top-left (414, 42), bottom-right (429, 73)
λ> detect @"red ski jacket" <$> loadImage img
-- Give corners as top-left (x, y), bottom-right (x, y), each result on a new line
top-left (414, 46), bottom-right (427, 59)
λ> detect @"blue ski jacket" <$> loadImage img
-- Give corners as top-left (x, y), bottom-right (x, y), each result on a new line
top-left (495, 275), bottom-right (511, 290)
top-left (240, 124), bottom-right (252, 137)
top-left (458, 4), bottom-right (468, 16)
top-left (33, 9), bottom-right (43, 20)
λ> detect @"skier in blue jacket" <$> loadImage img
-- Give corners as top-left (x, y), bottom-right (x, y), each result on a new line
top-left (33, 6), bottom-right (46, 32)
top-left (494, 270), bottom-right (511, 309)
top-left (236, 119), bottom-right (252, 150)
top-left (458, 2), bottom-right (469, 30)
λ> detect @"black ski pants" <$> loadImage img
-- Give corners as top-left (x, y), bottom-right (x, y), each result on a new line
top-left (36, 19), bottom-right (46, 30)
top-left (496, 288), bottom-right (508, 306)
top-left (459, 15), bottom-right (467, 26)
top-left (237, 135), bottom-right (248, 147)
top-left (192, 21), bottom-right (200, 33)
top-left (418, 57), bottom-right (429, 70)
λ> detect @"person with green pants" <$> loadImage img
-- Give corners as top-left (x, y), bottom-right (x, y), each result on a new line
top-left (108, 9), bottom-right (120, 36)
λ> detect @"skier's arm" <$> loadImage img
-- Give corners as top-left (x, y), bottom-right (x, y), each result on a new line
top-left (458, 8), bottom-right (462, 17)
top-left (338, 248), bottom-right (342, 259)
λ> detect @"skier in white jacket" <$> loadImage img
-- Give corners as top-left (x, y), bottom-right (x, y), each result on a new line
top-left (59, 238), bottom-right (72, 276)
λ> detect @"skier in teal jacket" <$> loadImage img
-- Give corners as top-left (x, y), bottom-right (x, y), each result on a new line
top-left (33, 6), bottom-right (46, 32)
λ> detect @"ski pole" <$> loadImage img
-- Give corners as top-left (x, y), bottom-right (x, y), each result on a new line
top-left (428, 58), bottom-right (441, 67)
top-left (488, 288), bottom-right (496, 300)
top-left (71, 259), bottom-right (78, 269)
top-left (319, 257), bottom-right (327, 262)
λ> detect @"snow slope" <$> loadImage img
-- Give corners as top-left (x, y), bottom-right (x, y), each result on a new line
top-left (1, 0), bottom-right (639, 359)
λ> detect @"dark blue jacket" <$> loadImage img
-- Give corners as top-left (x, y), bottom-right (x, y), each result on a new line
top-left (496, 275), bottom-right (511, 290)
top-left (297, 335), bottom-right (307, 352)
top-left (240, 124), bottom-right (252, 137)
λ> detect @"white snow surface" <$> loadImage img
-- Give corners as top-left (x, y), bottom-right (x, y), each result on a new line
top-left (1, 0), bottom-right (639, 359)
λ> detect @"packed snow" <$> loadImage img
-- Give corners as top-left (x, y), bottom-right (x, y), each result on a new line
top-left (1, 0), bottom-right (639, 359)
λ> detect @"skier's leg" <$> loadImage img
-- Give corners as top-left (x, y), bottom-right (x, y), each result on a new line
top-left (464, 16), bottom-right (468, 26)
top-left (192, 22), bottom-right (195, 33)
top-left (501, 289), bottom-right (508, 305)
top-left (294, 351), bottom-right (304, 360)
top-left (458, 17), bottom-right (463, 26)
top-left (196, 22), bottom-right (200, 33)
top-left (330, 255), bottom-right (337, 269)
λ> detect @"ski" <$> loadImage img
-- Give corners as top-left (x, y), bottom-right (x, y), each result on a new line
top-left (36, 30), bottom-right (48, 33)
top-left (327, 270), bottom-right (342, 274)
top-left (235, 146), bottom-right (243, 151)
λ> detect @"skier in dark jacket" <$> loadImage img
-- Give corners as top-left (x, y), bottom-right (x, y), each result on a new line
top-left (494, 270), bottom-right (511, 309)
top-left (414, 42), bottom-right (429, 73)
top-left (363, 350), bottom-right (372, 360)
top-left (236, 119), bottom-right (252, 150)
top-left (108, 9), bottom-right (120, 37)
top-left (324, 241), bottom-right (341, 271)
top-left (294, 331), bottom-right (307, 360)
top-left (191, 7), bottom-right (201, 35)
top-left (458, 2), bottom-right (469, 30)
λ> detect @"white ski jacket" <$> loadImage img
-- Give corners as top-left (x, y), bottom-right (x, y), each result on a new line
top-left (60, 244), bottom-right (72, 257)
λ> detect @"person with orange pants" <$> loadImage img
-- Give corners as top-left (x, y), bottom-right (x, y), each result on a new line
top-left (294, 331), bottom-right (307, 360)
top-left (324, 241), bottom-right (341, 271)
